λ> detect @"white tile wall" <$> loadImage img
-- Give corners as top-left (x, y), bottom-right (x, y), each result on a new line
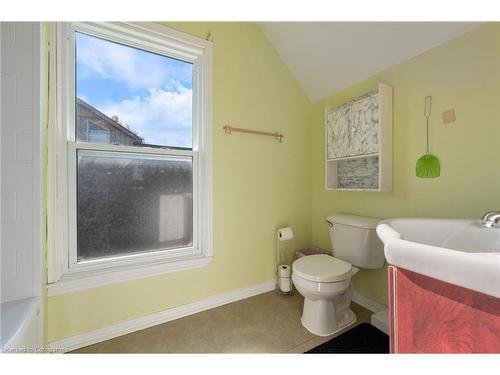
top-left (1, 22), bottom-right (41, 303)
top-left (1, 23), bottom-right (15, 47)
top-left (1, 132), bottom-right (16, 162)
top-left (1, 74), bottom-right (15, 104)
top-left (1, 191), bottom-right (15, 221)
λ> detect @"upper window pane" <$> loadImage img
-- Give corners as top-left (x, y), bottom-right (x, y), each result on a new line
top-left (75, 32), bottom-right (193, 149)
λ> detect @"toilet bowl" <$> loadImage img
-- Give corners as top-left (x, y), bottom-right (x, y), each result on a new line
top-left (292, 254), bottom-right (358, 336)
top-left (292, 214), bottom-right (385, 336)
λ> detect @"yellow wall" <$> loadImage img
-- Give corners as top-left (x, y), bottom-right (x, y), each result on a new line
top-left (47, 22), bottom-right (312, 342)
top-left (48, 22), bottom-right (500, 342)
top-left (310, 23), bottom-right (500, 305)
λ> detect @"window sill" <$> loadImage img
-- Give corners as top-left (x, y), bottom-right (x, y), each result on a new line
top-left (47, 255), bottom-right (212, 296)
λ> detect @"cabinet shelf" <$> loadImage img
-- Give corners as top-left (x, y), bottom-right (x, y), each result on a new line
top-left (327, 152), bottom-right (379, 162)
top-left (325, 82), bottom-right (393, 192)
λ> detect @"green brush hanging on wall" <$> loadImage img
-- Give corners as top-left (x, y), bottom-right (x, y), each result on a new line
top-left (416, 96), bottom-right (440, 178)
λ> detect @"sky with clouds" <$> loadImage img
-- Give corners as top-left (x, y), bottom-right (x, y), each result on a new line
top-left (76, 32), bottom-right (193, 148)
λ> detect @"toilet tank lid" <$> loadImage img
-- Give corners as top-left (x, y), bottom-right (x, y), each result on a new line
top-left (327, 214), bottom-right (381, 229)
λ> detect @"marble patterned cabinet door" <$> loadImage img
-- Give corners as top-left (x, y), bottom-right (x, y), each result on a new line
top-left (349, 93), bottom-right (379, 156)
top-left (326, 106), bottom-right (350, 159)
top-left (337, 156), bottom-right (379, 190)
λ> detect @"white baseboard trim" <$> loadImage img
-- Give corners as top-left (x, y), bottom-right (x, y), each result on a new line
top-left (48, 279), bottom-right (275, 352)
top-left (352, 291), bottom-right (387, 313)
top-left (371, 309), bottom-right (389, 335)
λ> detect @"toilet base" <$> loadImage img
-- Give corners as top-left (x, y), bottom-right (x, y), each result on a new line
top-left (301, 299), bottom-right (356, 336)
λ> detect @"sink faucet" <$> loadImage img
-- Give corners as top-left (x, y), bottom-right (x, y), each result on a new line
top-left (481, 211), bottom-right (500, 228)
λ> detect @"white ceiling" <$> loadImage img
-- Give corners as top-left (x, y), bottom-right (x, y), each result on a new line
top-left (258, 22), bottom-right (483, 101)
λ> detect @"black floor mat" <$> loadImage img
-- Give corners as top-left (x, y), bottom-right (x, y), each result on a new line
top-left (305, 323), bottom-right (389, 353)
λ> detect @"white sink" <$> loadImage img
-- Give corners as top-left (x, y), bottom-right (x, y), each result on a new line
top-left (376, 218), bottom-right (500, 298)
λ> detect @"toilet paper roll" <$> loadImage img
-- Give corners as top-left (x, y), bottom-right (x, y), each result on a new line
top-left (279, 264), bottom-right (291, 278)
top-left (277, 227), bottom-right (293, 241)
top-left (279, 277), bottom-right (292, 292)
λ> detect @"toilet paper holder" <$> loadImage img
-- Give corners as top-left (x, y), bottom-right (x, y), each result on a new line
top-left (276, 227), bottom-right (293, 295)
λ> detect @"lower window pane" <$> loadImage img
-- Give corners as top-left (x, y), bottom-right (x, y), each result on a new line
top-left (77, 150), bottom-right (193, 262)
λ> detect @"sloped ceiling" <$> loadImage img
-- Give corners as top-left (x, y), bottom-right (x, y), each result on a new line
top-left (258, 22), bottom-right (483, 101)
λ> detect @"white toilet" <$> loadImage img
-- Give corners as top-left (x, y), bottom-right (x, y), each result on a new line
top-left (292, 214), bottom-right (385, 336)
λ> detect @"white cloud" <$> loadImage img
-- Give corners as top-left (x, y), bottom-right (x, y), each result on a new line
top-left (102, 81), bottom-right (192, 148)
top-left (76, 33), bottom-right (191, 90)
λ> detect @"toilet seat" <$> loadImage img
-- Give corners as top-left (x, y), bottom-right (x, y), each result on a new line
top-left (293, 254), bottom-right (352, 283)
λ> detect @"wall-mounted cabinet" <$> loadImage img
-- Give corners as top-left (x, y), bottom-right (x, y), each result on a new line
top-left (325, 82), bottom-right (393, 191)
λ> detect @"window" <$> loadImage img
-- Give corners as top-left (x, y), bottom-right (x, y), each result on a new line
top-left (87, 122), bottom-right (110, 144)
top-left (48, 22), bottom-right (212, 294)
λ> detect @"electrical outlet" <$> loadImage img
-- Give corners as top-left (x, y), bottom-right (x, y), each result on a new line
top-left (443, 109), bottom-right (456, 124)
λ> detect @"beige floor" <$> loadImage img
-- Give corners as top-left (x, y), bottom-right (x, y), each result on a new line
top-left (73, 290), bottom-right (373, 353)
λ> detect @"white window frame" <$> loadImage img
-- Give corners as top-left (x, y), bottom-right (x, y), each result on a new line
top-left (47, 22), bottom-right (213, 296)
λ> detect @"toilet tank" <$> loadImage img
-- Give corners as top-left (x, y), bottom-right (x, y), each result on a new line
top-left (327, 214), bottom-right (385, 269)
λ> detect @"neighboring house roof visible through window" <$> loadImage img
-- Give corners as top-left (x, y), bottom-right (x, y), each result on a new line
top-left (76, 97), bottom-right (144, 145)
